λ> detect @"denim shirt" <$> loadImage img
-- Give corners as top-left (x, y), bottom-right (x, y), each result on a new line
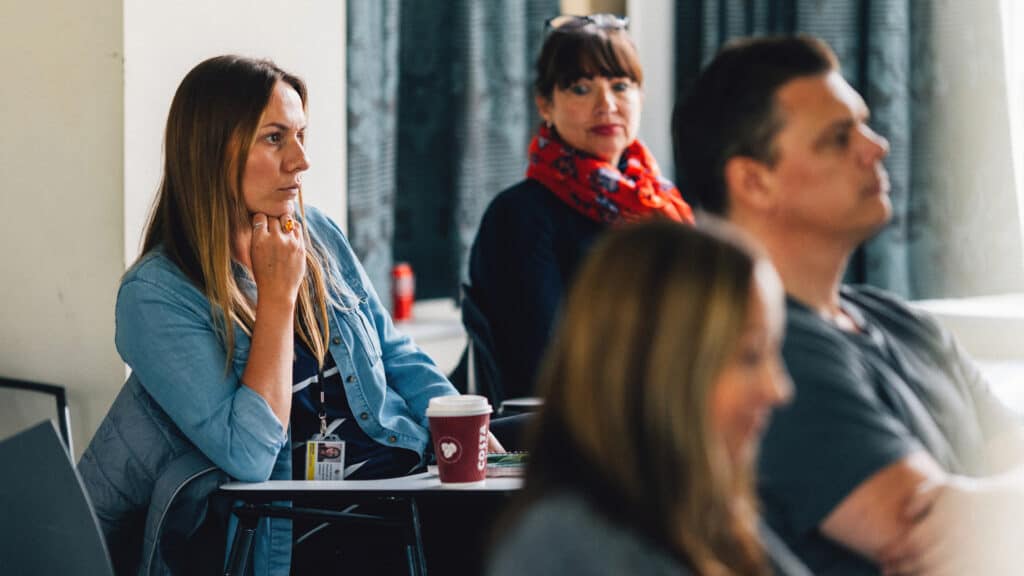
top-left (115, 206), bottom-right (457, 575)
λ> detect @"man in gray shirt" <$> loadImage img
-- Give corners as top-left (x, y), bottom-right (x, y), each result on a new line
top-left (674, 35), bottom-right (1024, 575)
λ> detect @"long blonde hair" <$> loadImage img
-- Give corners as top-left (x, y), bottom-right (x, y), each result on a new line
top-left (521, 220), bottom-right (769, 575)
top-left (140, 55), bottom-right (333, 367)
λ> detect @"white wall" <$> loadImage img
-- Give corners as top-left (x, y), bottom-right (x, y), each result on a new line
top-left (124, 0), bottom-right (348, 263)
top-left (629, 0), bottom-right (676, 178)
top-left (562, 0), bottom-right (626, 15)
top-left (0, 0), bottom-right (126, 458)
top-left (1, 0), bottom-right (347, 458)
top-left (1003, 0), bottom-right (1024, 271)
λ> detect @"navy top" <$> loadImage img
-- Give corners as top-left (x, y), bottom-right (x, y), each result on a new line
top-left (467, 179), bottom-right (604, 399)
top-left (291, 340), bottom-right (420, 480)
top-left (758, 286), bottom-right (1020, 575)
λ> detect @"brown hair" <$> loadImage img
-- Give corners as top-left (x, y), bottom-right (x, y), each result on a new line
top-left (517, 220), bottom-right (769, 575)
top-left (534, 21), bottom-right (643, 100)
top-left (140, 55), bottom-right (334, 367)
top-left (673, 35), bottom-right (838, 215)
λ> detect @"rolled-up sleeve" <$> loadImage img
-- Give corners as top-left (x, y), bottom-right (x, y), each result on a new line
top-left (115, 276), bottom-right (287, 482)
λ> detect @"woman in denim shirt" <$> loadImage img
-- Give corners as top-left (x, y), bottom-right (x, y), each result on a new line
top-left (105, 55), bottom-right (502, 575)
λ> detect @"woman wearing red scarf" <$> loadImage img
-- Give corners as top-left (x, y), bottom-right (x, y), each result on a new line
top-left (466, 14), bottom-right (694, 402)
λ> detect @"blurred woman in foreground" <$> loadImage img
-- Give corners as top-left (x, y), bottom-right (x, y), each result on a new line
top-left (488, 220), bottom-right (809, 575)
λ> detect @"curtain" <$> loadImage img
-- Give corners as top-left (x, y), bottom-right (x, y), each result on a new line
top-left (347, 0), bottom-right (558, 302)
top-left (346, 0), bottom-right (400, 301)
top-left (675, 0), bottom-right (1024, 299)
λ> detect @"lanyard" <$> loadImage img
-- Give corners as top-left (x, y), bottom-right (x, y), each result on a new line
top-left (315, 364), bottom-right (327, 437)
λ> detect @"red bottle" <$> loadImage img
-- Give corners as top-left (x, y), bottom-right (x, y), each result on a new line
top-left (392, 262), bottom-right (415, 321)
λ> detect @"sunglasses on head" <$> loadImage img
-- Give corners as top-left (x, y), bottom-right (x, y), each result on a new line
top-left (544, 13), bottom-right (630, 33)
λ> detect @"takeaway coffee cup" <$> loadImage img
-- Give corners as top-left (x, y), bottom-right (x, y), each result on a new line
top-left (426, 395), bottom-right (492, 486)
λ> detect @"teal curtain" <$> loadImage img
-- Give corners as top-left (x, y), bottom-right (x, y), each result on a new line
top-left (675, 0), bottom-right (1024, 299)
top-left (347, 0), bottom-right (558, 302)
top-left (347, 0), bottom-right (400, 301)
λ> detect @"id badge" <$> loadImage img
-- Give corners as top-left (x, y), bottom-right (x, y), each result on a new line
top-left (305, 435), bottom-right (345, 480)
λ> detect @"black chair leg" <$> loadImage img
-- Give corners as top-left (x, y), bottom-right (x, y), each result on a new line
top-left (404, 498), bottom-right (428, 576)
top-left (224, 504), bottom-right (259, 576)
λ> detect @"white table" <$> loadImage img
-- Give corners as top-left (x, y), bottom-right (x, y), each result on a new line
top-left (220, 472), bottom-right (521, 575)
top-left (221, 471), bottom-right (521, 493)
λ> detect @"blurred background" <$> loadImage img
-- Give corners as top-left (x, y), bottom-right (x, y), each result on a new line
top-left (3, 0), bottom-right (1023, 456)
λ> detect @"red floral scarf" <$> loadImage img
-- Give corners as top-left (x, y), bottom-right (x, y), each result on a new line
top-left (526, 124), bottom-right (694, 225)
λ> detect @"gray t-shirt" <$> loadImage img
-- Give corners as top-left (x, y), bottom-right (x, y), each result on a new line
top-left (758, 286), bottom-right (1021, 575)
top-left (488, 492), bottom-right (810, 576)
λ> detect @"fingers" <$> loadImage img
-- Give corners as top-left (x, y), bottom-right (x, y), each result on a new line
top-left (487, 431), bottom-right (507, 454)
top-left (879, 500), bottom-right (935, 571)
top-left (880, 530), bottom-right (924, 575)
top-left (904, 479), bottom-right (943, 522)
top-left (879, 528), bottom-right (913, 567)
top-left (883, 537), bottom-right (952, 576)
top-left (881, 481), bottom-right (954, 576)
top-left (252, 213), bottom-right (269, 236)
top-left (251, 213), bottom-right (301, 238)
top-left (266, 215), bottom-right (281, 235)
top-left (248, 211), bottom-right (305, 295)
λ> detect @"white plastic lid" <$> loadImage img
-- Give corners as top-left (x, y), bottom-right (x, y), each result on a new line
top-left (426, 394), bottom-right (492, 417)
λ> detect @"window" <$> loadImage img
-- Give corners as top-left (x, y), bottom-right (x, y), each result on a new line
top-left (1003, 0), bottom-right (1024, 243)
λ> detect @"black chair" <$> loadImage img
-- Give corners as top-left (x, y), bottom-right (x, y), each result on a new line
top-left (456, 283), bottom-right (505, 411)
top-left (452, 284), bottom-right (544, 420)
top-left (0, 421), bottom-right (114, 576)
top-left (0, 377), bottom-right (73, 455)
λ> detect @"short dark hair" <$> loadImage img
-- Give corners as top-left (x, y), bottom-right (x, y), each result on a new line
top-left (672, 35), bottom-right (838, 215)
top-left (534, 23), bottom-right (643, 100)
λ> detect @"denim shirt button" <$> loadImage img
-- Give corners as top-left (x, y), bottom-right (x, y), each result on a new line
top-left (332, 336), bottom-right (341, 345)
top-left (359, 412), bottom-right (369, 420)
top-left (387, 435), bottom-right (397, 443)
top-left (346, 374), bottom-right (357, 383)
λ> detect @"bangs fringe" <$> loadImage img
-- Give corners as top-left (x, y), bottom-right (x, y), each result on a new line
top-left (538, 29), bottom-right (643, 96)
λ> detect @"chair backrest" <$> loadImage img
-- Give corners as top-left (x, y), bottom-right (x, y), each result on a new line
top-left (0, 377), bottom-right (73, 456)
top-left (0, 421), bottom-right (114, 576)
top-left (460, 283), bottom-right (504, 410)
